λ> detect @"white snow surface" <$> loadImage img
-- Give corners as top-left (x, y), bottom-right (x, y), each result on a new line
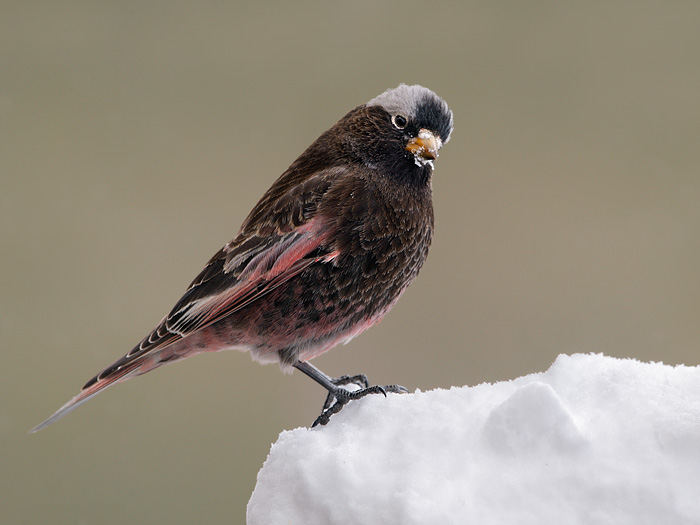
top-left (247, 354), bottom-right (700, 525)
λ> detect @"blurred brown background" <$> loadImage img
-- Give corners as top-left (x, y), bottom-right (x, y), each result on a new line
top-left (2, 1), bottom-right (699, 523)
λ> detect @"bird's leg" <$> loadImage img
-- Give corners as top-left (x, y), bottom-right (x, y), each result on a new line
top-left (293, 360), bottom-right (408, 427)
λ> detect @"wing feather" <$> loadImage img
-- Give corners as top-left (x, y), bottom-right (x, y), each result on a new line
top-left (30, 156), bottom-right (348, 432)
top-left (100, 168), bottom-right (344, 369)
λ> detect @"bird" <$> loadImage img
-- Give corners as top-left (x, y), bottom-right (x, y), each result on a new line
top-left (30, 84), bottom-right (453, 432)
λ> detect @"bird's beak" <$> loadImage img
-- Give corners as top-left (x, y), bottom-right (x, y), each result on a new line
top-left (405, 129), bottom-right (442, 162)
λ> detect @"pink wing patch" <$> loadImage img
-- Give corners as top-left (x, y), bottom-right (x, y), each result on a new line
top-left (166, 221), bottom-right (333, 338)
top-left (30, 217), bottom-right (335, 432)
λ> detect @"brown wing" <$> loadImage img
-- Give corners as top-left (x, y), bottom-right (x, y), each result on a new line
top-left (29, 168), bottom-right (347, 433)
top-left (84, 168), bottom-right (344, 386)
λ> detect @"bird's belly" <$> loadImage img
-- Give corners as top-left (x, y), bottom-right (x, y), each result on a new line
top-left (208, 256), bottom-right (416, 369)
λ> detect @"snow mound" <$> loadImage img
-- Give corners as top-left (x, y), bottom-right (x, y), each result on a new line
top-left (247, 354), bottom-right (700, 525)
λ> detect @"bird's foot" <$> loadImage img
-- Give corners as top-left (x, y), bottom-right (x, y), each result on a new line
top-left (313, 383), bottom-right (408, 427)
top-left (322, 374), bottom-right (370, 410)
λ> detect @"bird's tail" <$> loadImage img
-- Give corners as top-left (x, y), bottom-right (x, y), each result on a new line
top-left (29, 350), bottom-right (153, 433)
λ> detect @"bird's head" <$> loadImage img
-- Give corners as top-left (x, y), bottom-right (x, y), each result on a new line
top-left (344, 84), bottom-right (453, 183)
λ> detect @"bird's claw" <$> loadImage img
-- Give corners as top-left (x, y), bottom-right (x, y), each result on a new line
top-left (312, 382), bottom-right (409, 427)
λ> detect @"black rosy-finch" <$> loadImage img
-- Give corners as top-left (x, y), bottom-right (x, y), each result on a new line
top-left (31, 84), bottom-right (453, 432)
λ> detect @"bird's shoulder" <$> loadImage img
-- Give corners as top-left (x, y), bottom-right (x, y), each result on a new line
top-left (187, 165), bottom-right (352, 293)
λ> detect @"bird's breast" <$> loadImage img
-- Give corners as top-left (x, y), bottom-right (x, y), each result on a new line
top-left (320, 176), bottom-right (434, 316)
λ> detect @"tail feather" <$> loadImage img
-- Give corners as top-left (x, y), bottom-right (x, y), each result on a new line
top-left (29, 355), bottom-right (148, 433)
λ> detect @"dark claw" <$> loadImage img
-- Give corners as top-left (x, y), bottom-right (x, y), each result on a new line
top-left (382, 384), bottom-right (409, 395)
top-left (292, 362), bottom-right (409, 428)
top-left (312, 383), bottom-right (409, 427)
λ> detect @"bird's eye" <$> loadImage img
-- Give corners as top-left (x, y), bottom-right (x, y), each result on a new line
top-left (392, 114), bottom-right (408, 129)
